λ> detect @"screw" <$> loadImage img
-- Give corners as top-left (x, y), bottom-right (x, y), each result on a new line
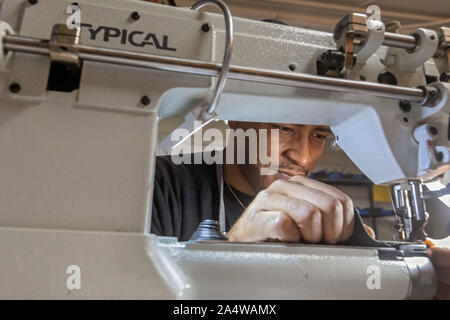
top-left (359, 75), bottom-right (367, 81)
top-left (429, 126), bottom-right (438, 135)
top-left (28, 0), bottom-right (38, 4)
top-left (201, 23), bottom-right (211, 32)
top-left (131, 11), bottom-right (141, 21)
top-left (402, 117), bottom-right (409, 123)
top-left (289, 63), bottom-right (296, 71)
top-left (140, 96), bottom-right (151, 106)
top-left (399, 100), bottom-right (411, 112)
top-left (9, 83), bottom-right (21, 93)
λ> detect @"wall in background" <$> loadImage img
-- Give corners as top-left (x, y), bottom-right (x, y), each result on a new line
top-left (150, 0), bottom-right (450, 34)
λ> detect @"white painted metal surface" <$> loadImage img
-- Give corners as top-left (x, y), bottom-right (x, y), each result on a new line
top-left (0, 228), bottom-right (430, 299)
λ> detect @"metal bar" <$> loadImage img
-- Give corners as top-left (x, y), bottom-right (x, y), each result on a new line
top-left (383, 32), bottom-right (417, 50)
top-left (3, 34), bottom-right (426, 103)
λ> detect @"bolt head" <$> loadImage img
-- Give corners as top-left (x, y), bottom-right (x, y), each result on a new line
top-left (399, 100), bottom-right (411, 112)
top-left (131, 11), bottom-right (141, 21)
top-left (201, 23), bottom-right (211, 32)
top-left (140, 96), bottom-right (151, 106)
top-left (9, 83), bottom-right (21, 93)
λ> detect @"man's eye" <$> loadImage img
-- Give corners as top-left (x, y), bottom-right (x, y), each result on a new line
top-left (312, 133), bottom-right (327, 140)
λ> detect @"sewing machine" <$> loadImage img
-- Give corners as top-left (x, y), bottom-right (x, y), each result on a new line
top-left (0, 0), bottom-right (448, 299)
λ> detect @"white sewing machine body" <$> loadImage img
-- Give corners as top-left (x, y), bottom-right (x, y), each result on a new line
top-left (0, 0), bottom-right (448, 299)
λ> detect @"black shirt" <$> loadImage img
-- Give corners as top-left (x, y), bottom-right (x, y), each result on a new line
top-left (150, 154), bottom-right (254, 241)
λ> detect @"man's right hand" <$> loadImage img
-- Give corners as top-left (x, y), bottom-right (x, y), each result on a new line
top-left (227, 175), bottom-right (355, 244)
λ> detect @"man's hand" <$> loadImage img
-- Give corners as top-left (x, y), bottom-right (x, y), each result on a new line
top-left (427, 244), bottom-right (450, 300)
top-left (227, 175), bottom-right (355, 244)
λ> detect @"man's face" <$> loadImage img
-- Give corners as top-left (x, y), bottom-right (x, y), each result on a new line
top-left (228, 121), bottom-right (332, 193)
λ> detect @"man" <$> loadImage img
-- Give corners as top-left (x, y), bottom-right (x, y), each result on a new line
top-left (151, 121), bottom-right (449, 299)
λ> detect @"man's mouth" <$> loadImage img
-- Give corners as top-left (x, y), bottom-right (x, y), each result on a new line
top-left (275, 170), bottom-right (306, 181)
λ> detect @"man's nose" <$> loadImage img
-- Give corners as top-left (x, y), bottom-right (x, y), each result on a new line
top-left (284, 138), bottom-right (312, 167)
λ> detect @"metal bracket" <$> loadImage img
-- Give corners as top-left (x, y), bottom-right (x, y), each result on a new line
top-left (357, 19), bottom-right (385, 62)
top-left (333, 13), bottom-right (368, 75)
top-left (48, 24), bottom-right (80, 70)
top-left (434, 27), bottom-right (450, 74)
top-left (383, 28), bottom-right (439, 71)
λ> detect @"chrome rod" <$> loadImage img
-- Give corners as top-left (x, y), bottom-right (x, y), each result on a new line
top-left (3, 34), bottom-right (426, 103)
top-left (383, 32), bottom-right (417, 50)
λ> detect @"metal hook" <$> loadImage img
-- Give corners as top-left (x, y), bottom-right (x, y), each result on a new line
top-left (191, 0), bottom-right (234, 119)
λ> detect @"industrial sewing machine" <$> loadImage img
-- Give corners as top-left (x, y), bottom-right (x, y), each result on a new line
top-left (0, 0), bottom-right (449, 299)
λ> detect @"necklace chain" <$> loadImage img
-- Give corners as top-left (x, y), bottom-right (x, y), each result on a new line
top-left (224, 178), bottom-right (246, 210)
